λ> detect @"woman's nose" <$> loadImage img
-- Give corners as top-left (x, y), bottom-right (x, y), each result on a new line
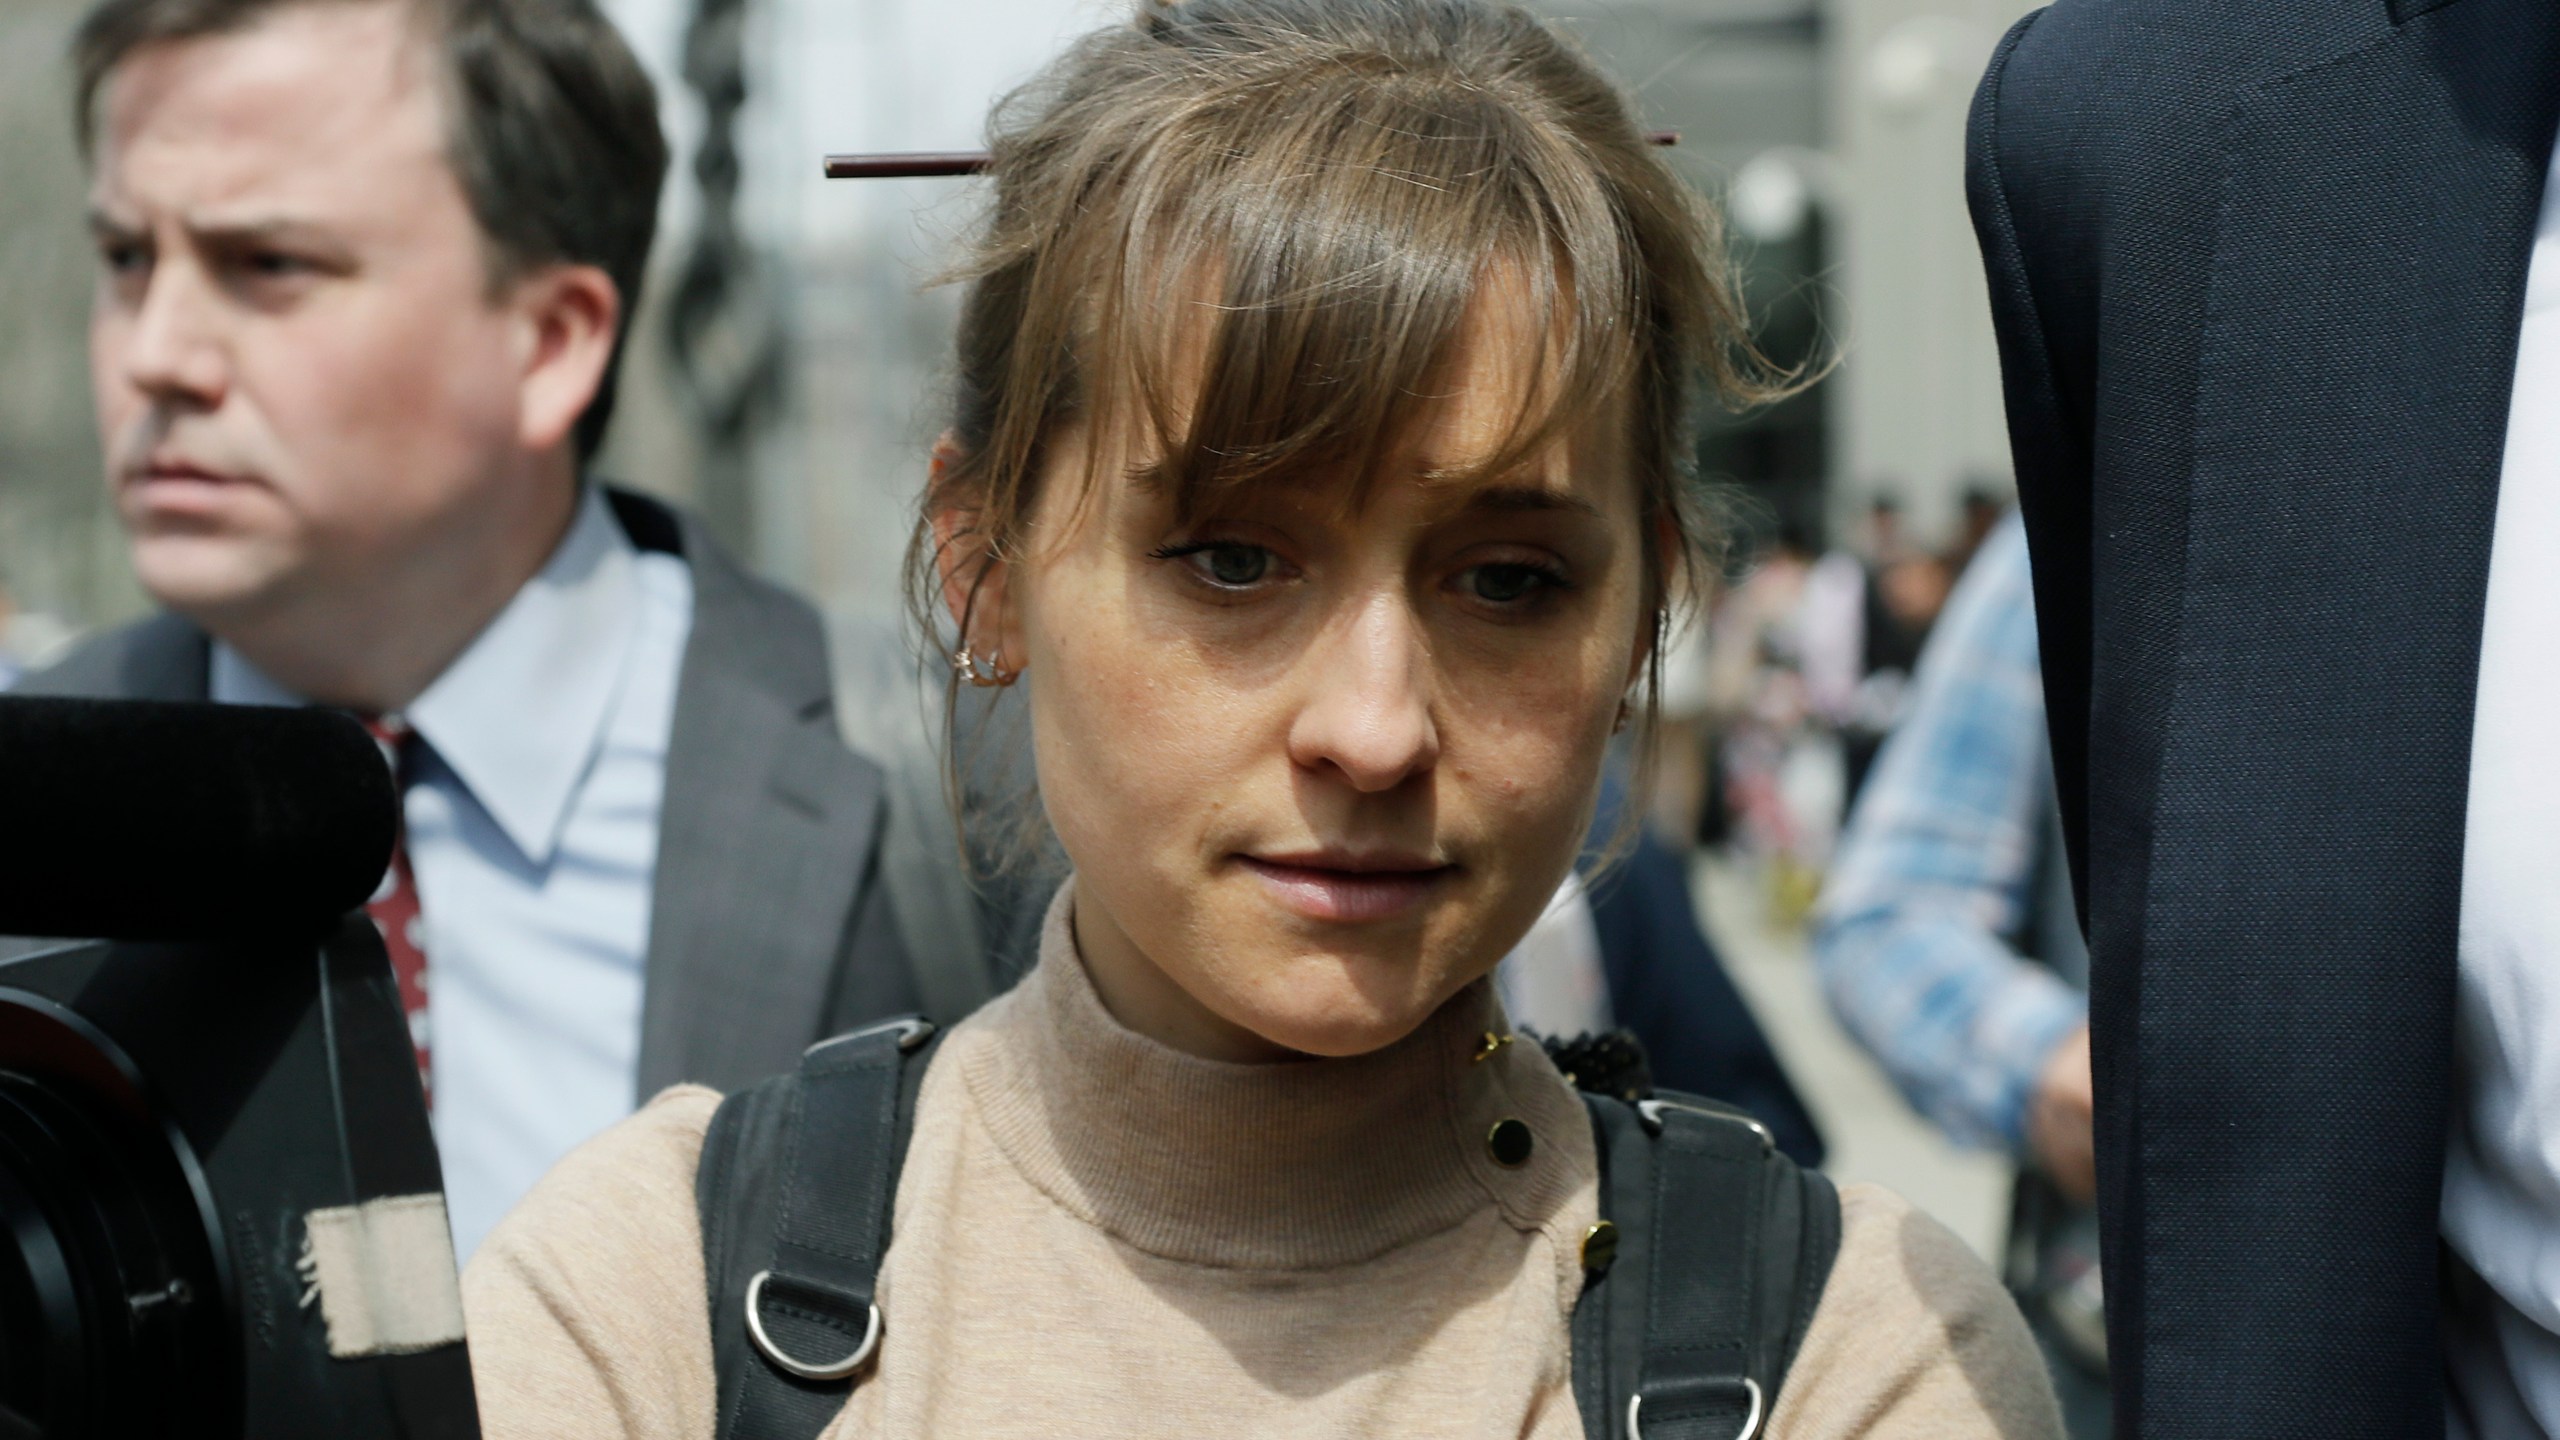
top-left (1285, 591), bottom-right (1440, 793)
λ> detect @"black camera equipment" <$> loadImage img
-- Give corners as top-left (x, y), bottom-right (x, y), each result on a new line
top-left (0, 695), bottom-right (480, 1440)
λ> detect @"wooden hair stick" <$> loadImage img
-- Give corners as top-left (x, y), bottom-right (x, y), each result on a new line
top-left (823, 131), bottom-right (1677, 179)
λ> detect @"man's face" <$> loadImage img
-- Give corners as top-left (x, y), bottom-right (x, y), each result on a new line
top-left (87, 2), bottom-right (533, 630)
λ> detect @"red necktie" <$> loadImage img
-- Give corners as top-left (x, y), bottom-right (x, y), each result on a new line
top-left (360, 716), bottom-right (432, 1102)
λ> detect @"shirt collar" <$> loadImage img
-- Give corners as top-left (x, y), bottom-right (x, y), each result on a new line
top-left (212, 488), bottom-right (651, 867)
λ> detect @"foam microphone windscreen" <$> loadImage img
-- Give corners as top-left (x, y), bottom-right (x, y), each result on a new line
top-left (0, 696), bottom-right (397, 940)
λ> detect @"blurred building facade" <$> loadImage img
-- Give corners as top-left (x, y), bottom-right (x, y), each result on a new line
top-left (0, 0), bottom-right (136, 649)
top-left (0, 0), bottom-right (2031, 643)
top-left (1822, 0), bottom-right (2033, 548)
top-left (1551, 0), bottom-right (2031, 558)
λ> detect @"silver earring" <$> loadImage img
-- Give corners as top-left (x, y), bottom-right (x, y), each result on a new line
top-left (951, 644), bottom-right (1018, 688)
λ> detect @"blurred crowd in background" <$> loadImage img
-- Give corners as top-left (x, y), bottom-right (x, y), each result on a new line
top-left (1658, 484), bottom-right (2000, 921)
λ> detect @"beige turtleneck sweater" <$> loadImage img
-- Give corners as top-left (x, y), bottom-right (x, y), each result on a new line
top-left (465, 889), bottom-right (2061, 1438)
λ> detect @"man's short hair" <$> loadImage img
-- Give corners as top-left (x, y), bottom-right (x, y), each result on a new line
top-left (73, 0), bottom-right (669, 459)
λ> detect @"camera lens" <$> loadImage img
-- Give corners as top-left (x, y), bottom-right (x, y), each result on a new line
top-left (0, 1095), bottom-right (94, 1439)
top-left (0, 998), bottom-right (228, 1439)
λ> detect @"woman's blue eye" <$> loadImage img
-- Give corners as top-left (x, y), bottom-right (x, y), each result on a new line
top-left (1465, 563), bottom-right (1554, 604)
top-left (1205, 545), bottom-right (1268, 585)
top-left (1148, 539), bottom-right (1278, 589)
top-left (1156, 542), bottom-right (1273, 587)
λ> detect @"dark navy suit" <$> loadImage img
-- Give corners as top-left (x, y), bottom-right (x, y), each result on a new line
top-left (1969, 1), bottom-right (2560, 1434)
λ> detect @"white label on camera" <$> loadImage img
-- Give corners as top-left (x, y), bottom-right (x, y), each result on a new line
top-left (299, 1192), bottom-right (466, 1358)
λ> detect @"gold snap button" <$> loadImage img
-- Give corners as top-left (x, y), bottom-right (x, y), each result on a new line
top-left (1487, 1117), bottom-right (1534, 1168)
top-left (1581, 1220), bottom-right (1619, 1272)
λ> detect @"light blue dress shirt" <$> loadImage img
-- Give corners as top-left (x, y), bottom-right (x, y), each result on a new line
top-left (1812, 514), bottom-right (2086, 1153)
top-left (213, 489), bottom-right (694, 1259)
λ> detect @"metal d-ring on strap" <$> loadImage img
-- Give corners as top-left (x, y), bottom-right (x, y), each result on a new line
top-left (1620, 1097), bottom-right (1783, 1440)
top-left (722, 1014), bottom-right (936, 1432)
top-left (1627, 1378), bottom-right (1765, 1440)
top-left (743, 1271), bottom-right (882, 1381)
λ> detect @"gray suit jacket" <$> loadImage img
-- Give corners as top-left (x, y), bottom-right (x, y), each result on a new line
top-left (18, 487), bottom-right (999, 1095)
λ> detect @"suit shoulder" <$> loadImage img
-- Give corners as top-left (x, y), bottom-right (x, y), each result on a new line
top-left (1980, 0), bottom-right (2192, 155)
top-left (1977, 0), bottom-right (2359, 254)
top-left (13, 613), bottom-right (206, 700)
top-left (1991, 0), bottom-right (2373, 119)
top-left (652, 499), bottom-right (837, 712)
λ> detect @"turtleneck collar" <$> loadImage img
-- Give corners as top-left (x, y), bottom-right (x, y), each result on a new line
top-left (959, 881), bottom-right (1592, 1271)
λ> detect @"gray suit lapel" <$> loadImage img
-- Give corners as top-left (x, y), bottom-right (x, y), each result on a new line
top-left (14, 611), bottom-right (209, 701)
top-left (626, 493), bottom-right (889, 1095)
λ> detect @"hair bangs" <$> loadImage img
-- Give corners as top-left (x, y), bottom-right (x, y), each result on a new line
top-left (1071, 75), bottom-right (1645, 524)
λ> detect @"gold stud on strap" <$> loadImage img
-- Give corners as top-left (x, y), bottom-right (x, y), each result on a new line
top-left (1581, 1220), bottom-right (1619, 1273)
top-left (1472, 1030), bottom-right (1514, 1063)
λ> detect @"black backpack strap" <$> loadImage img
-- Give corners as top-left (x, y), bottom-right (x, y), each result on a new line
top-left (696, 1015), bottom-right (944, 1440)
top-left (1572, 1091), bottom-right (1841, 1440)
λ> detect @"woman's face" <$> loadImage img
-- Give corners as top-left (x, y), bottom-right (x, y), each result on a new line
top-left (962, 292), bottom-right (1652, 1061)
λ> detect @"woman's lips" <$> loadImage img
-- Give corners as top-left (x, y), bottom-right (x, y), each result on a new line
top-left (1238, 855), bottom-right (1455, 923)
